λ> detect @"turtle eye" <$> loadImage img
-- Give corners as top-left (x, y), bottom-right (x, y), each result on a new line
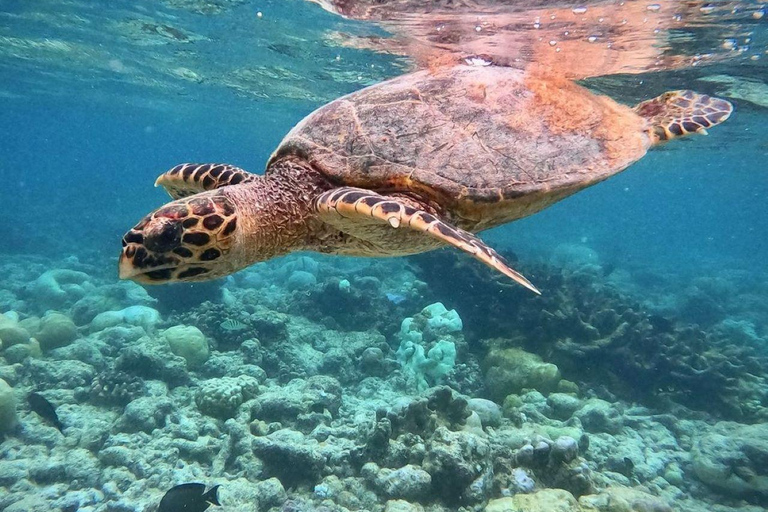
top-left (144, 218), bottom-right (183, 253)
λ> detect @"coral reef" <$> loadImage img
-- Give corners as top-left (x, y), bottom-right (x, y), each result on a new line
top-left (483, 342), bottom-right (562, 401)
top-left (196, 375), bottom-right (260, 419)
top-left (692, 422), bottom-right (768, 498)
top-left (413, 250), bottom-right (768, 422)
top-left (0, 378), bottom-right (17, 433)
top-left (0, 253), bottom-right (767, 511)
top-left (85, 369), bottom-right (147, 407)
top-left (396, 303), bottom-right (461, 391)
top-left (162, 325), bottom-right (210, 368)
top-left (36, 312), bottom-right (78, 352)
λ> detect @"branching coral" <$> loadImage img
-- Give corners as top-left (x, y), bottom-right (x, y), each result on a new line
top-left (413, 251), bottom-right (768, 421)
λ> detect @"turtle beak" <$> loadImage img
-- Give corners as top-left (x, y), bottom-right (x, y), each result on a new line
top-left (118, 243), bottom-right (185, 284)
top-left (118, 252), bottom-right (138, 280)
top-left (118, 250), bottom-right (174, 282)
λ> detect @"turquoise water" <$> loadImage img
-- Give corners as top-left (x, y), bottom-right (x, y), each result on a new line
top-left (1, 0), bottom-right (768, 511)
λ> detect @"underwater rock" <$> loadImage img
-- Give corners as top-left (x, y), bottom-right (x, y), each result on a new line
top-left (116, 342), bottom-right (190, 387)
top-left (384, 500), bottom-right (425, 512)
top-left (547, 393), bottom-right (583, 421)
top-left (117, 396), bottom-right (175, 433)
top-left (370, 463), bottom-right (433, 500)
top-left (0, 313), bottom-right (31, 348)
top-left (463, 411), bottom-right (484, 436)
top-left (550, 243), bottom-right (601, 272)
top-left (25, 358), bottom-right (96, 390)
top-left (358, 388), bottom-right (474, 476)
top-left (30, 447), bottom-right (101, 488)
top-left (422, 426), bottom-right (491, 503)
top-left (311, 474), bottom-right (379, 509)
top-left (692, 422), bottom-right (768, 497)
top-left (551, 437), bottom-right (580, 464)
top-left (27, 268), bottom-right (90, 310)
top-left (3, 493), bottom-right (52, 512)
top-left (71, 295), bottom-right (116, 327)
top-left (483, 343), bottom-right (562, 401)
top-left (253, 429), bottom-right (326, 485)
top-left (494, 431), bottom-right (593, 498)
top-left (91, 305), bottom-right (161, 333)
top-left (162, 325), bottom-right (210, 368)
top-left (240, 338), bottom-right (263, 366)
top-left (93, 324), bottom-right (146, 351)
top-left (0, 460), bottom-right (27, 487)
top-left (251, 375), bottom-right (342, 433)
top-left (574, 400), bottom-right (625, 435)
top-left (467, 398), bottom-right (502, 428)
top-left (292, 270), bottom-right (408, 334)
top-left (662, 463), bottom-right (684, 487)
top-left (384, 387), bottom-right (470, 439)
top-left (2, 341), bottom-right (40, 364)
top-left (0, 378), bottom-right (17, 433)
top-left (276, 255), bottom-right (320, 279)
top-left (511, 467), bottom-right (537, 494)
top-left (578, 486), bottom-right (672, 512)
top-left (485, 489), bottom-right (580, 512)
top-left (35, 312), bottom-right (78, 352)
top-left (287, 270), bottom-right (317, 290)
top-left (195, 375), bottom-right (259, 419)
top-left (359, 346), bottom-right (388, 377)
top-left (254, 477), bottom-right (288, 510)
top-left (70, 281), bottom-right (157, 326)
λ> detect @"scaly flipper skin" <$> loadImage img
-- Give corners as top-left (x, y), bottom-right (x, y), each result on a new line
top-left (634, 90), bottom-right (733, 144)
top-left (315, 187), bottom-right (541, 294)
top-left (156, 163), bottom-right (258, 199)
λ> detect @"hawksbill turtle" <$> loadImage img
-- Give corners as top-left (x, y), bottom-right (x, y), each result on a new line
top-left (118, 64), bottom-right (732, 294)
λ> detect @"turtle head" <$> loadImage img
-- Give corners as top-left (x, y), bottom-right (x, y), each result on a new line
top-left (634, 90), bottom-right (733, 145)
top-left (119, 191), bottom-right (241, 284)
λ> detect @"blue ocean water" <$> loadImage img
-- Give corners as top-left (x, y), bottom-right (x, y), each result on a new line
top-left (1, 0), bottom-right (768, 511)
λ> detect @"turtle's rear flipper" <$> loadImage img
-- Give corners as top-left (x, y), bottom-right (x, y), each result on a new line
top-left (634, 90), bottom-right (733, 145)
top-left (315, 187), bottom-right (541, 294)
top-left (155, 163), bottom-right (258, 199)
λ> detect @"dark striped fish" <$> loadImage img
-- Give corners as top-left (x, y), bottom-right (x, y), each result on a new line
top-left (159, 483), bottom-right (221, 512)
top-left (28, 392), bottom-right (64, 432)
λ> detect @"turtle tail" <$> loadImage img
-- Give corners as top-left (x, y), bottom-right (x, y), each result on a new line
top-left (634, 90), bottom-right (733, 145)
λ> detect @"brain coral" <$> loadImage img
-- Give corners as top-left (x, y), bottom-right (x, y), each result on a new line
top-left (195, 376), bottom-right (260, 419)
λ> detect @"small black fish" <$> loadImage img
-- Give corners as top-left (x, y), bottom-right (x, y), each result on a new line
top-left (623, 456), bottom-right (635, 475)
top-left (159, 483), bottom-right (221, 512)
top-left (28, 392), bottom-right (64, 432)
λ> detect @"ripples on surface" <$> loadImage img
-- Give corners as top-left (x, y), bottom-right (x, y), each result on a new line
top-left (1, 0), bottom-right (765, 108)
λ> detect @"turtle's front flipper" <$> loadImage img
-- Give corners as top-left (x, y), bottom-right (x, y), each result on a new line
top-left (315, 187), bottom-right (540, 294)
top-left (155, 163), bottom-right (259, 199)
top-left (634, 90), bottom-right (733, 145)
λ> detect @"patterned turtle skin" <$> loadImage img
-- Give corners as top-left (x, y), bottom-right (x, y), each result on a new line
top-left (119, 64), bottom-right (732, 293)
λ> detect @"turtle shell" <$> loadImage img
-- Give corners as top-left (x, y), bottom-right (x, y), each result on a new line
top-left (268, 65), bottom-right (650, 229)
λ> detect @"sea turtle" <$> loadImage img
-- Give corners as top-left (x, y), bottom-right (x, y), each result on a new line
top-left (118, 64), bottom-right (732, 293)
